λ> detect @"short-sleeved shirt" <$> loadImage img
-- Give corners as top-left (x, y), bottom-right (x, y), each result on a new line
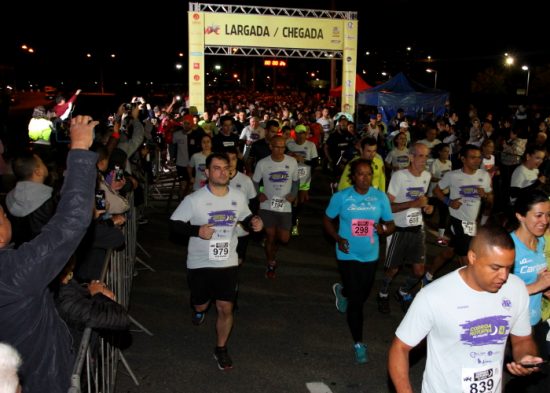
top-left (325, 186), bottom-right (393, 262)
top-left (189, 152), bottom-right (208, 191)
top-left (229, 171), bottom-right (257, 201)
top-left (396, 268), bottom-right (531, 393)
top-left (438, 169), bottom-right (492, 222)
top-left (170, 186), bottom-right (251, 269)
top-left (387, 169), bottom-right (431, 228)
top-left (285, 139), bottom-right (318, 185)
top-left (253, 155), bottom-right (299, 213)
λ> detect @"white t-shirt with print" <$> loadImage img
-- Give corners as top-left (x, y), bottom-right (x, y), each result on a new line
top-left (396, 268), bottom-right (531, 393)
top-left (387, 169), bottom-right (431, 227)
top-left (438, 169), bottom-right (492, 222)
top-left (170, 186), bottom-right (251, 269)
top-left (253, 155), bottom-right (299, 213)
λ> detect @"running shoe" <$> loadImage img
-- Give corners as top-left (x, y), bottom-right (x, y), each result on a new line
top-left (265, 263), bottom-right (277, 279)
top-left (192, 310), bottom-right (206, 326)
top-left (332, 283), bottom-right (348, 313)
top-left (291, 225), bottom-right (299, 236)
top-left (377, 293), bottom-right (390, 314)
top-left (394, 289), bottom-right (413, 312)
top-left (353, 343), bottom-right (368, 364)
top-left (436, 237), bottom-right (449, 247)
top-left (213, 346), bottom-right (233, 370)
top-left (421, 275), bottom-right (433, 288)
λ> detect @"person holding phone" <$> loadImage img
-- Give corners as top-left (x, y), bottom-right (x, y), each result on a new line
top-left (389, 225), bottom-right (543, 393)
top-left (0, 114), bottom-right (98, 393)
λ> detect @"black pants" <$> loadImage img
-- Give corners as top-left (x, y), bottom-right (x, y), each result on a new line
top-left (337, 260), bottom-right (377, 343)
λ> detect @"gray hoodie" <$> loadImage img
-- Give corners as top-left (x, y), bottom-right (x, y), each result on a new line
top-left (6, 181), bottom-right (54, 217)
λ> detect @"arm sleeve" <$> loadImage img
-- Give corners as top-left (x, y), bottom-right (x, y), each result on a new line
top-left (170, 220), bottom-right (200, 237)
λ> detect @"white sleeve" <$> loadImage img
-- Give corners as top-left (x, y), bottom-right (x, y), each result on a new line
top-left (395, 288), bottom-right (434, 347)
top-left (170, 196), bottom-right (193, 222)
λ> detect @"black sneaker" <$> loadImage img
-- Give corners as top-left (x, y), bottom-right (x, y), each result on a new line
top-left (394, 290), bottom-right (413, 312)
top-left (377, 294), bottom-right (390, 314)
top-left (213, 346), bottom-right (233, 370)
top-left (192, 310), bottom-right (206, 326)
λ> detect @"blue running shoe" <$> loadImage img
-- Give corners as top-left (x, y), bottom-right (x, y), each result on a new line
top-left (353, 343), bottom-right (368, 364)
top-left (332, 283), bottom-right (348, 313)
top-left (394, 289), bottom-right (413, 312)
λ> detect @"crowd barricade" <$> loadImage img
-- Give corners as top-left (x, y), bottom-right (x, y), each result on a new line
top-left (68, 196), bottom-right (141, 393)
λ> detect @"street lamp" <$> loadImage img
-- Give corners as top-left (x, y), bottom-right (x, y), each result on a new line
top-left (426, 68), bottom-right (438, 89)
top-left (522, 65), bottom-right (530, 96)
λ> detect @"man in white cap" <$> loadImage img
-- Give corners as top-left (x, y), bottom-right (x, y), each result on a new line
top-left (387, 121), bottom-right (411, 151)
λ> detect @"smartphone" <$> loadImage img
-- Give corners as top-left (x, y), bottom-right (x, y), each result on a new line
top-left (520, 360), bottom-right (548, 368)
top-left (95, 190), bottom-right (106, 210)
top-left (115, 165), bottom-right (124, 181)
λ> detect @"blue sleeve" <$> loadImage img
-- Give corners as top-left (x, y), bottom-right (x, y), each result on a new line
top-left (325, 192), bottom-right (342, 219)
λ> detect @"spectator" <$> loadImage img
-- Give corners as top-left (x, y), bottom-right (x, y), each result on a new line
top-left (0, 115), bottom-right (98, 393)
top-left (5, 152), bottom-right (56, 247)
top-left (53, 89), bottom-right (81, 121)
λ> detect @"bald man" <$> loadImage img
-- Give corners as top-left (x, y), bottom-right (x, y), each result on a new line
top-left (388, 225), bottom-right (543, 393)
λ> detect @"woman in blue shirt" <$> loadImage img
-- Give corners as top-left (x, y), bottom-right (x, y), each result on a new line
top-left (509, 189), bottom-right (550, 392)
top-left (323, 158), bottom-right (394, 364)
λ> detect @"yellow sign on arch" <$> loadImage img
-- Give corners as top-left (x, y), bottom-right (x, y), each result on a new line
top-left (203, 13), bottom-right (344, 50)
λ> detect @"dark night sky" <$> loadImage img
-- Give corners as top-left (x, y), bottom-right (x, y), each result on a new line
top-left (7, 0), bottom-right (549, 91)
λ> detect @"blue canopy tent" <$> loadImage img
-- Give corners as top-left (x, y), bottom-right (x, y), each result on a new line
top-left (357, 72), bottom-right (449, 124)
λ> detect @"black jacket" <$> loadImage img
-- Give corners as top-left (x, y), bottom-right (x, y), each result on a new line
top-left (55, 280), bottom-right (130, 345)
top-left (0, 150), bottom-right (97, 393)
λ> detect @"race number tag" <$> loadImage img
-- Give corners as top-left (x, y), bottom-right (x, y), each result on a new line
top-left (406, 210), bottom-right (423, 226)
top-left (209, 240), bottom-right (230, 261)
top-left (461, 366), bottom-right (499, 393)
top-left (297, 166), bottom-right (307, 179)
top-left (270, 196), bottom-right (286, 211)
top-left (351, 219), bottom-right (375, 244)
top-left (461, 220), bottom-right (477, 236)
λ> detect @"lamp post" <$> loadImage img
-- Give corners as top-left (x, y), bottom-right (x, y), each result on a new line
top-left (426, 68), bottom-right (438, 89)
top-left (522, 65), bottom-right (530, 96)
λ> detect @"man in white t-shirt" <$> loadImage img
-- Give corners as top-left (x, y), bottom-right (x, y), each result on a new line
top-left (170, 153), bottom-right (263, 371)
top-left (377, 143), bottom-right (433, 314)
top-left (253, 136), bottom-right (299, 279)
top-left (389, 225), bottom-right (543, 393)
top-left (239, 116), bottom-right (265, 160)
top-left (285, 124), bottom-right (318, 236)
top-left (422, 145), bottom-right (492, 286)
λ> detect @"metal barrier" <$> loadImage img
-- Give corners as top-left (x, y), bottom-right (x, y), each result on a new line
top-left (69, 198), bottom-right (153, 393)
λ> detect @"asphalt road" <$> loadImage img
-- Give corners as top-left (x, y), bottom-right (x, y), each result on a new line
top-left (114, 168), bottom-right (437, 393)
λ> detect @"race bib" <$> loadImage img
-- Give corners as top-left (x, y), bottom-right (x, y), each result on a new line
top-left (297, 166), bottom-right (307, 179)
top-left (351, 219), bottom-right (375, 244)
top-left (406, 210), bottom-right (423, 226)
top-left (208, 240), bottom-right (230, 261)
top-left (461, 365), bottom-right (500, 393)
top-left (461, 220), bottom-right (477, 236)
top-left (270, 196), bottom-right (286, 211)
